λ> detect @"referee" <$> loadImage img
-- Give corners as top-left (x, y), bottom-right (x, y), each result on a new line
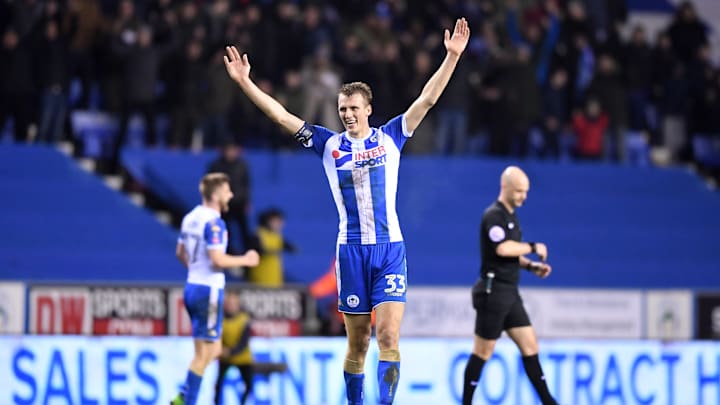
top-left (462, 166), bottom-right (558, 405)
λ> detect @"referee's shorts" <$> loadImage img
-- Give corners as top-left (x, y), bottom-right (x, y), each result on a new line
top-left (471, 279), bottom-right (531, 340)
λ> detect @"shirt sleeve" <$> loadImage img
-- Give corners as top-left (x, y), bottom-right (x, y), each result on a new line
top-left (484, 211), bottom-right (508, 248)
top-left (204, 218), bottom-right (228, 250)
top-left (296, 123), bottom-right (336, 157)
top-left (380, 114), bottom-right (414, 151)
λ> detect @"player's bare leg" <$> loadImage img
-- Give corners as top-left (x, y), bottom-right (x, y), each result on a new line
top-left (374, 302), bottom-right (404, 404)
top-left (507, 326), bottom-right (558, 405)
top-left (343, 313), bottom-right (372, 405)
top-left (462, 335), bottom-right (496, 405)
top-left (172, 339), bottom-right (222, 405)
top-left (190, 339), bottom-right (222, 373)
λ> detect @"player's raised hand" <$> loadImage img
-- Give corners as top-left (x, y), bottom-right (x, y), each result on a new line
top-left (224, 46), bottom-right (251, 84)
top-left (444, 17), bottom-right (470, 57)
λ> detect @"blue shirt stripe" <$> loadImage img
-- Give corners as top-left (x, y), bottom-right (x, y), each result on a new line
top-left (369, 165), bottom-right (389, 243)
top-left (338, 170), bottom-right (361, 244)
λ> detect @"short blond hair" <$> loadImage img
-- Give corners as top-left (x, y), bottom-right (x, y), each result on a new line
top-left (199, 173), bottom-right (229, 201)
top-left (339, 81), bottom-right (373, 105)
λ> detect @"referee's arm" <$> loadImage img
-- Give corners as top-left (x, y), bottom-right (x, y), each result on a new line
top-left (497, 241), bottom-right (547, 262)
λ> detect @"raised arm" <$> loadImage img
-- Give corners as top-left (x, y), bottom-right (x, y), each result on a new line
top-left (224, 46), bottom-right (304, 134)
top-left (404, 18), bottom-right (470, 133)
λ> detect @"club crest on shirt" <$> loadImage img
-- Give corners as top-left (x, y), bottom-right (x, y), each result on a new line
top-left (332, 149), bottom-right (353, 168)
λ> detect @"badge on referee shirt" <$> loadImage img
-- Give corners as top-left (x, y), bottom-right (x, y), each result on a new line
top-left (488, 225), bottom-right (506, 242)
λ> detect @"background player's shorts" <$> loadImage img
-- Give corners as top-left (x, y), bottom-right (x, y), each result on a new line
top-left (184, 283), bottom-right (224, 340)
top-left (336, 241), bottom-right (407, 313)
top-left (471, 280), bottom-right (530, 339)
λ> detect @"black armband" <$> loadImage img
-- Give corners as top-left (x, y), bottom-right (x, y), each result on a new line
top-left (294, 123), bottom-right (313, 147)
top-left (528, 242), bottom-right (537, 254)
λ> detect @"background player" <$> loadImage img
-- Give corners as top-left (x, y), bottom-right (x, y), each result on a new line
top-left (215, 289), bottom-right (254, 405)
top-left (172, 173), bottom-right (259, 405)
top-left (462, 166), bottom-right (558, 405)
top-left (224, 17), bottom-right (470, 405)
top-left (214, 289), bottom-right (289, 405)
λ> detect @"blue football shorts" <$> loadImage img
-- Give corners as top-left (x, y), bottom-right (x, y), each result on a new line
top-left (336, 241), bottom-right (408, 313)
top-left (184, 283), bottom-right (224, 340)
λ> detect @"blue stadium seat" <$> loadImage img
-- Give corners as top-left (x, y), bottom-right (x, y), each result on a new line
top-left (70, 111), bottom-right (170, 158)
top-left (693, 135), bottom-right (720, 168)
top-left (122, 148), bottom-right (720, 289)
top-left (626, 132), bottom-right (650, 166)
top-left (0, 144), bottom-right (180, 283)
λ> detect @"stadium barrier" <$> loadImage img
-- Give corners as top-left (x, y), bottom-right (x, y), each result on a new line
top-left (2, 335), bottom-right (720, 405)
top-left (13, 283), bottom-right (315, 337)
top-left (0, 282), bottom-right (706, 340)
top-left (402, 287), bottom-right (693, 340)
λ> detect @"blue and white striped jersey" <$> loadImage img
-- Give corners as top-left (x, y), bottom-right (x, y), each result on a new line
top-left (178, 205), bottom-right (228, 288)
top-left (302, 114), bottom-right (413, 245)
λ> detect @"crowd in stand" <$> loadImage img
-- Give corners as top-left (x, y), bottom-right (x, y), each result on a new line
top-left (1, 0), bottom-right (719, 170)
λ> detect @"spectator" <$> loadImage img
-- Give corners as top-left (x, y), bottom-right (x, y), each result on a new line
top-left (688, 45), bottom-right (719, 163)
top-left (623, 25), bottom-right (653, 136)
top-left (588, 54), bottom-right (626, 161)
top-left (300, 45), bottom-right (342, 131)
top-left (36, 19), bottom-right (70, 144)
top-left (405, 49), bottom-right (437, 154)
top-left (271, 1), bottom-right (304, 83)
top-left (502, 45), bottom-right (541, 157)
top-left (275, 70), bottom-right (306, 150)
top-left (336, 32), bottom-right (369, 85)
top-left (0, 0), bottom-right (718, 177)
top-left (61, 0), bottom-right (105, 109)
top-left (659, 63), bottom-right (690, 163)
top-left (203, 49), bottom-right (236, 148)
top-left (207, 142), bottom-right (252, 254)
top-left (110, 23), bottom-right (176, 171)
top-left (541, 68), bottom-right (569, 159)
top-left (0, 28), bottom-right (35, 142)
top-left (667, 1), bottom-right (707, 64)
top-left (168, 39), bottom-right (206, 149)
top-left (573, 34), bottom-right (595, 104)
top-left (573, 98), bottom-right (608, 160)
top-left (434, 48), bottom-right (471, 155)
top-left (247, 208), bottom-right (297, 288)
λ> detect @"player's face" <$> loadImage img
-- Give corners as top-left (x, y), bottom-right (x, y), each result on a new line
top-left (338, 93), bottom-right (371, 136)
top-left (214, 182), bottom-right (234, 212)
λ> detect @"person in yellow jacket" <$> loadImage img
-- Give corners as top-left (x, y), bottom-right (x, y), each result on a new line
top-left (214, 290), bottom-right (253, 405)
top-left (247, 208), bottom-right (296, 287)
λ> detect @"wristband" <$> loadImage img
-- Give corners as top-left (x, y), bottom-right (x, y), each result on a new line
top-left (529, 242), bottom-right (536, 254)
top-left (294, 123), bottom-right (313, 147)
